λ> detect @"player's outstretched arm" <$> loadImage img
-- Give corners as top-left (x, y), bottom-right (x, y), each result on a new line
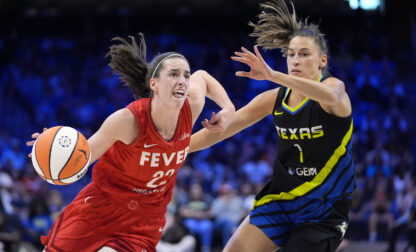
top-left (232, 46), bottom-right (351, 117)
top-left (189, 88), bottom-right (278, 153)
top-left (26, 109), bottom-right (138, 163)
top-left (187, 70), bottom-right (235, 132)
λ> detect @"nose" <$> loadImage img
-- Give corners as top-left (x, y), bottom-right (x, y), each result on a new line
top-left (177, 75), bottom-right (187, 86)
top-left (293, 55), bottom-right (301, 65)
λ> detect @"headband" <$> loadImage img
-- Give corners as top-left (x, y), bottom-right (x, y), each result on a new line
top-left (151, 54), bottom-right (185, 79)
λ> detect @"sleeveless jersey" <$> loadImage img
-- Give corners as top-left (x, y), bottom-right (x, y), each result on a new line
top-left (93, 98), bottom-right (192, 214)
top-left (254, 76), bottom-right (355, 207)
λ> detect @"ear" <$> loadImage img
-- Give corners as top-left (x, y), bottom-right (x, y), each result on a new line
top-left (320, 55), bottom-right (328, 69)
top-left (149, 78), bottom-right (158, 93)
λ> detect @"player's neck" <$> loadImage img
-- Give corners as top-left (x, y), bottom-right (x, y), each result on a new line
top-left (150, 99), bottom-right (181, 141)
top-left (288, 90), bottom-right (306, 106)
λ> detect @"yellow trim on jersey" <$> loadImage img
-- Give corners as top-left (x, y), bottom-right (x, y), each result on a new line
top-left (253, 120), bottom-right (353, 207)
top-left (282, 93), bottom-right (309, 112)
top-left (281, 75), bottom-right (323, 113)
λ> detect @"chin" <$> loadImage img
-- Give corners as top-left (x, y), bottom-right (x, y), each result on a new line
top-left (171, 97), bottom-right (186, 108)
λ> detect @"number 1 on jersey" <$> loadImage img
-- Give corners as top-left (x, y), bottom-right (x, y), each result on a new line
top-left (294, 144), bottom-right (304, 163)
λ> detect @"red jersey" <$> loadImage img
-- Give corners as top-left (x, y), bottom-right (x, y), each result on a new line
top-left (93, 98), bottom-right (192, 215)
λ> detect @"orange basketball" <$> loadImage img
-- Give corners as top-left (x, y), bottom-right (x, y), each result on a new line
top-left (31, 126), bottom-right (91, 185)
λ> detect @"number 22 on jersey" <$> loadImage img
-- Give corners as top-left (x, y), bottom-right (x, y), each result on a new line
top-left (146, 169), bottom-right (175, 188)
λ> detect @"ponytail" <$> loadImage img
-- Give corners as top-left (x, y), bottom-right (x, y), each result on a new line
top-left (250, 0), bottom-right (330, 77)
top-left (106, 33), bottom-right (151, 98)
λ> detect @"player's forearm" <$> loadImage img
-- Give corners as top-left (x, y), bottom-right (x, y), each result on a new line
top-left (269, 71), bottom-right (341, 105)
top-left (190, 130), bottom-right (223, 153)
top-left (190, 110), bottom-right (259, 153)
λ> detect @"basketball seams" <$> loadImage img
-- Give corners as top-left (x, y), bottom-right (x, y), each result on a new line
top-left (49, 126), bottom-right (64, 180)
top-left (31, 126), bottom-right (90, 185)
top-left (57, 128), bottom-right (79, 180)
top-left (32, 138), bottom-right (47, 178)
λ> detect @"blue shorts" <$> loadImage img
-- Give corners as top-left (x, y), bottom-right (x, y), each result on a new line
top-left (249, 196), bottom-right (351, 247)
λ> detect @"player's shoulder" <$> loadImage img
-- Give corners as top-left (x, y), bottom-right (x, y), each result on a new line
top-left (322, 76), bottom-right (346, 89)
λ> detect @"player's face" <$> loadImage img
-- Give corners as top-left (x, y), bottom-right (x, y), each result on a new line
top-left (151, 58), bottom-right (191, 108)
top-left (287, 36), bottom-right (327, 80)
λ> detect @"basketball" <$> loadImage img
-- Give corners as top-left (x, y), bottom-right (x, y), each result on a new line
top-left (31, 126), bottom-right (91, 185)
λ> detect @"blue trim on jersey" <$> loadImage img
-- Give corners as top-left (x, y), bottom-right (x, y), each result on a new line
top-left (282, 99), bottom-right (311, 115)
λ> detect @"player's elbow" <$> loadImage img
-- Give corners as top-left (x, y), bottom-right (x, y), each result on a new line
top-left (192, 70), bottom-right (208, 79)
top-left (325, 81), bottom-right (345, 105)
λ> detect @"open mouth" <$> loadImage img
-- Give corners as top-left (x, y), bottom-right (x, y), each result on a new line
top-left (173, 91), bottom-right (185, 98)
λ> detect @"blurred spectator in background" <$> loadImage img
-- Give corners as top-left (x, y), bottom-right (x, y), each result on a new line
top-left (211, 183), bottom-right (244, 247)
top-left (157, 211), bottom-right (196, 252)
top-left (0, 208), bottom-right (22, 252)
top-left (180, 183), bottom-right (214, 252)
top-left (22, 197), bottom-right (53, 249)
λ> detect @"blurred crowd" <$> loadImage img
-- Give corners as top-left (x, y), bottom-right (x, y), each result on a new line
top-left (0, 10), bottom-right (415, 252)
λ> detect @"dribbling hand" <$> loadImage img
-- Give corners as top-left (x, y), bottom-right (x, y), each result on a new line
top-left (26, 127), bottom-right (48, 158)
top-left (231, 45), bottom-right (274, 81)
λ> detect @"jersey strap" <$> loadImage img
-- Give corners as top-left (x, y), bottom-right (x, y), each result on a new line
top-left (272, 87), bottom-right (288, 115)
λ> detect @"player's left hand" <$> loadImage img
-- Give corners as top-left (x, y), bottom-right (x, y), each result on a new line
top-left (201, 107), bottom-right (235, 132)
top-left (26, 127), bottom-right (48, 158)
top-left (231, 45), bottom-right (274, 81)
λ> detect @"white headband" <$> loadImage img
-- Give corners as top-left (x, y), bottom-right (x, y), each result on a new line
top-left (151, 54), bottom-right (185, 79)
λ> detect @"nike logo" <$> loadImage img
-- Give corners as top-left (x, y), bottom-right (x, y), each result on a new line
top-left (274, 110), bottom-right (284, 116)
top-left (78, 149), bottom-right (88, 160)
top-left (159, 227), bottom-right (164, 232)
top-left (144, 143), bottom-right (157, 148)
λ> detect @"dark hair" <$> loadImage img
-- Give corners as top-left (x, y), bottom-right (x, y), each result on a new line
top-left (106, 33), bottom-right (188, 99)
top-left (250, 0), bottom-right (329, 75)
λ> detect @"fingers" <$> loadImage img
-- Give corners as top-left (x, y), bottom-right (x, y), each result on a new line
top-left (31, 132), bottom-right (40, 139)
top-left (233, 48), bottom-right (256, 62)
top-left (201, 113), bottom-right (225, 132)
top-left (253, 45), bottom-right (265, 61)
top-left (26, 128), bottom-right (47, 156)
top-left (231, 56), bottom-right (251, 65)
top-left (241, 47), bottom-right (257, 60)
top-left (26, 140), bottom-right (35, 146)
top-left (202, 121), bottom-right (224, 132)
top-left (235, 71), bottom-right (251, 78)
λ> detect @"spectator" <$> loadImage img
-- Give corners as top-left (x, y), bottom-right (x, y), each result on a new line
top-left (211, 183), bottom-right (244, 247)
top-left (179, 183), bottom-right (214, 252)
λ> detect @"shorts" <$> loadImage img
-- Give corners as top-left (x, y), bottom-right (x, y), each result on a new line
top-left (250, 196), bottom-right (350, 250)
top-left (279, 224), bottom-right (342, 252)
top-left (42, 182), bottom-right (166, 252)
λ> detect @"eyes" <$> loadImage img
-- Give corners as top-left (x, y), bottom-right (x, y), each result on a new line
top-left (170, 72), bottom-right (190, 79)
top-left (288, 52), bottom-right (310, 58)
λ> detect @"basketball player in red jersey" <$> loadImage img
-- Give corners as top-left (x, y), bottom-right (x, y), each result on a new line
top-left (26, 33), bottom-right (235, 252)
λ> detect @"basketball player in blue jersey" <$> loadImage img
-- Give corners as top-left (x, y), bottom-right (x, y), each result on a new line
top-left (190, 0), bottom-right (354, 251)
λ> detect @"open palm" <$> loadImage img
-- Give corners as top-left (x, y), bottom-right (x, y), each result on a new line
top-left (231, 45), bottom-right (274, 81)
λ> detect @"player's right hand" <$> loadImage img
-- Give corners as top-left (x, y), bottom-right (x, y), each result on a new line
top-left (26, 127), bottom-right (48, 158)
top-left (231, 45), bottom-right (274, 81)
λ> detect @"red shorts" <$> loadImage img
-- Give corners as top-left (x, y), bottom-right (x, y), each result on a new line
top-left (42, 182), bottom-right (166, 252)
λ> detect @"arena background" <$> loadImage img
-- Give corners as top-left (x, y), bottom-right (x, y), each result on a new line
top-left (0, 0), bottom-right (415, 251)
